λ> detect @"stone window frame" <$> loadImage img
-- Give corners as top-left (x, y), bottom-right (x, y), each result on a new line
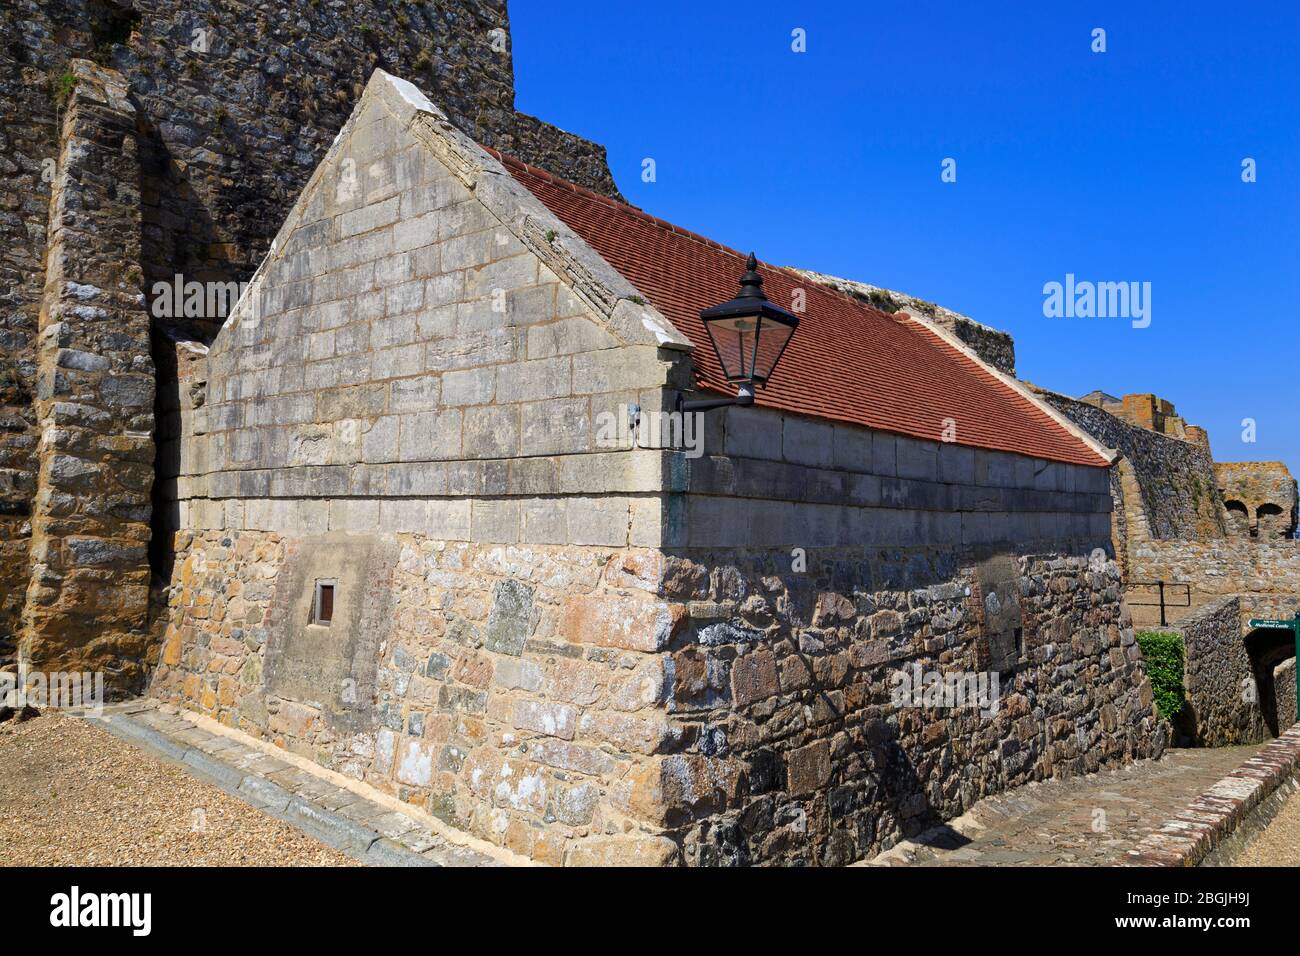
top-left (310, 579), bottom-right (337, 627)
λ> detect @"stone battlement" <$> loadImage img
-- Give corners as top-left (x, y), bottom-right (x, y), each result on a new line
top-left (1078, 391), bottom-right (1209, 446)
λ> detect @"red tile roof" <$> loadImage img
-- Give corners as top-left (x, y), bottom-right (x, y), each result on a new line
top-left (486, 148), bottom-right (1109, 469)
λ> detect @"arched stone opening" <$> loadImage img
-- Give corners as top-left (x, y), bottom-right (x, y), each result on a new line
top-left (1256, 503), bottom-right (1290, 539)
top-left (1224, 499), bottom-right (1251, 537)
top-left (1245, 627), bottom-right (1297, 737)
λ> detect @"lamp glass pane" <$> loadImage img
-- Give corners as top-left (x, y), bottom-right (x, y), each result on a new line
top-left (751, 318), bottom-right (794, 381)
top-left (703, 313), bottom-right (761, 381)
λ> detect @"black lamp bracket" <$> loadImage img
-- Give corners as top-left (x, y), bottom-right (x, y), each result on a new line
top-left (676, 382), bottom-right (756, 414)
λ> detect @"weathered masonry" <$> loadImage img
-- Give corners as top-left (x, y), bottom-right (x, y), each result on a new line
top-left (2, 0), bottom-right (617, 671)
top-left (146, 70), bottom-right (1163, 866)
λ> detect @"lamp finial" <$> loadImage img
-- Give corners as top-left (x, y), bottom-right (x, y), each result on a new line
top-left (738, 252), bottom-right (765, 299)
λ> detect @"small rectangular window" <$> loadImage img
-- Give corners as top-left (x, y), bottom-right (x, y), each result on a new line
top-left (312, 580), bottom-right (335, 626)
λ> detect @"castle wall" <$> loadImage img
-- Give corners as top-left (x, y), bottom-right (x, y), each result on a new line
top-left (1132, 539), bottom-right (1300, 606)
top-left (1033, 386), bottom-right (1226, 562)
top-left (787, 269), bottom-right (1016, 376)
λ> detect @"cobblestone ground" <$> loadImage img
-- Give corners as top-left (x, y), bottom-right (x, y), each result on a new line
top-left (869, 744), bottom-right (1266, 866)
top-left (1229, 788), bottom-right (1300, 866)
top-left (0, 712), bottom-right (356, 866)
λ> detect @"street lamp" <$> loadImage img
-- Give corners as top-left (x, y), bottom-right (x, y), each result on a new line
top-left (679, 253), bottom-right (800, 413)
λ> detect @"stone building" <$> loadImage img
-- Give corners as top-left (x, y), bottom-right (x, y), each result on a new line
top-left (143, 70), bottom-right (1161, 866)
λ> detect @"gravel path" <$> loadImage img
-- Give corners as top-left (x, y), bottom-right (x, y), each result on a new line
top-left (0, 712), bottom-right (355, 866)
top-left (1230, 788), bottom-right (1300, 866)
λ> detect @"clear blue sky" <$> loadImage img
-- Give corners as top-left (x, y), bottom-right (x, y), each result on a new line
top-left (510, 1), bottom-right (1300, 473)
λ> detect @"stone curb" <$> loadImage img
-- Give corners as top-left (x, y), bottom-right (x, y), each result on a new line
top-left (1126, 724), bottom-right (1300, 866)
top-left (86, 710), bottom-right (450, 868)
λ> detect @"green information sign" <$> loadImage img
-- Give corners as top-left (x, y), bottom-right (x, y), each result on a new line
top-left (1247, 611), bottom-right (1300, 721)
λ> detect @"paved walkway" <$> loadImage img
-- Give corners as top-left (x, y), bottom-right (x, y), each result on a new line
top-left (868, 743), bottom-right (1266, 866)
top-left (87, 700), bottom-right (505, 867)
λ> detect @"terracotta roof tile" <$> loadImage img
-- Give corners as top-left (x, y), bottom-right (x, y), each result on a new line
top-left (487, 148), bottom-right (1108, 468)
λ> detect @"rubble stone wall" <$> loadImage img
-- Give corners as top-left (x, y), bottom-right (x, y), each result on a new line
top-left (1132, 540), bottom-right (1300, 610)
top-left (1034, 387), bottom-right (1225, 545)
top-left (654, 546), bottom-right (1161, 865)
top-left (1173, 596), bottom-right (1266, 747)
top-left (1275, 658), bottom-right (1296, 735)
top-left (153, 525), bottom-right (1163, 866)
top-left (151, 531), bottom-right (685, 866)
top-left (19, 61), bottom-right (156, 686)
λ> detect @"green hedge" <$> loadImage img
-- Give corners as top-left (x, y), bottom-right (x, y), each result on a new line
top-left (1136, 630), bottom-right (1187, 721)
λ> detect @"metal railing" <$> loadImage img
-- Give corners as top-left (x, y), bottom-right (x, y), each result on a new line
top-left (1126, 580), bottom-right (1192, 627)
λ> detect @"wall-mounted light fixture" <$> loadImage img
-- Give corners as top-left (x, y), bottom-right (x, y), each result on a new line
top-left (678, 253), bottom-right (799, 413)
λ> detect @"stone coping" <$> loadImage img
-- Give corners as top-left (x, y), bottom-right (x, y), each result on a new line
top-left (1126, 725), bottom-right (1300, 866)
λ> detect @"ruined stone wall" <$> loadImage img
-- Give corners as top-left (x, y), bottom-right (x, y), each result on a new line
top-left (1034, 387), bottom-right (1225, 545)
top-left (1216, 462), bottom-right (1297, 539)
top-left (1173, 596), bottom-right (1267, 747)
top-left (20, 61), bottom-right (156, 685)
top-left (0, 0), bottom-right (619, 667)
top-left (1096, 393), bottom-right (1198, 441)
